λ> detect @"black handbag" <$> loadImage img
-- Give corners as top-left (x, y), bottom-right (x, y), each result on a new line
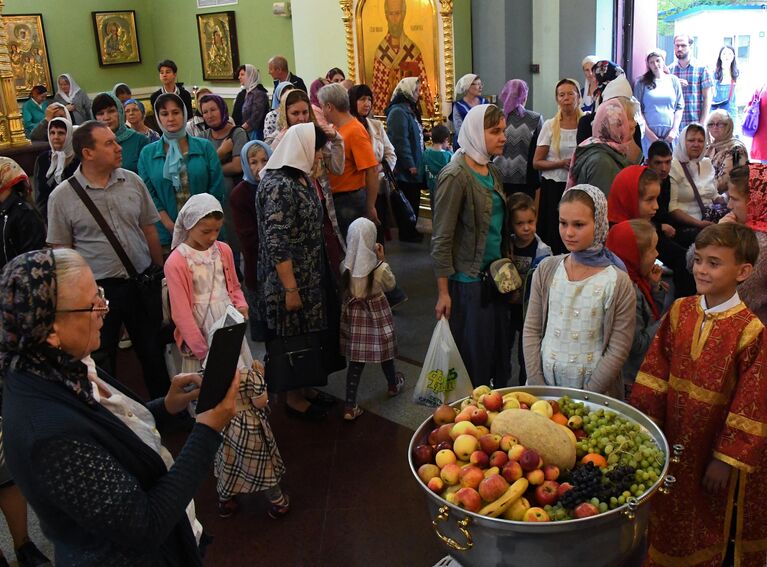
top-left (382, 162), bottom-right (417, 226)
top-left (265, 314), bottom-right (329, 393)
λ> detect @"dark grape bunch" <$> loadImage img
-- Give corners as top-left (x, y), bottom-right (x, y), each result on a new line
top-left (559, 462), bottom-right (602, 509)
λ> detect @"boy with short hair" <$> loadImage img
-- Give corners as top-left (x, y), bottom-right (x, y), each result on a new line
top-left (149, 59), bottom-right (193, 118)
top-left (630, 222), bottom-right (767, 567)
top-left (419, 124), bottom-right (453, 209)
top-left (508, 193), bottom-right (551, 385)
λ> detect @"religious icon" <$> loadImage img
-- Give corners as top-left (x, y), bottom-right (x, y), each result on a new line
top-left (92, 11), bottom-right (141, 66)
top-left (3, 14), bottom-right (53, 99)
top-left (196, 12), bottom-right (239, 81)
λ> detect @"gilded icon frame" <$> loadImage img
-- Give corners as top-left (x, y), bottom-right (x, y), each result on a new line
top-left (92, 10), bottom-right (141, 67)
top-left (5, 13), bottom-right (53, 99)
top-left (196, 11), bottom-right (239, 81)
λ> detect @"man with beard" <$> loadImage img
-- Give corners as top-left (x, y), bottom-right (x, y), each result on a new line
top-left (669, 34), bottom-right (713, 130)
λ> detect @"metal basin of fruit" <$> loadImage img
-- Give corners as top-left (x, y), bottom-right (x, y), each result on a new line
top-left (409, 386), bottom-right (674, 567)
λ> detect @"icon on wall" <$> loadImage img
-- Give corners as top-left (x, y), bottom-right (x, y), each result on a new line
top-left (196, 11), bottom-right (240, 81)
top-left (92, 10), bottom-right (142, 66)
top-left (4, 13), bottom-right (53, 99)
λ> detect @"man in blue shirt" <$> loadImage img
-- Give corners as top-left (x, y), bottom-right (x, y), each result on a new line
top-left (670, 34), bottom-right (713, 130)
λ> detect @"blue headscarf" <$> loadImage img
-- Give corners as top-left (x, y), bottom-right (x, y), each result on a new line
top-left (240, 140), bottom-right (272, 184)
top-left (123, 98), bottom-right (146, 116)
top-left (154, 93), bottom-right (188, 190)
top-left (271, 81), bottom-right (293, 110)
top-left (562, 184), bottom-right (627, 271)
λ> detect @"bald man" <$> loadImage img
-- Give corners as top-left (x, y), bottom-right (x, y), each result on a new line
top-left (267, 55), bottom-right (307, 104)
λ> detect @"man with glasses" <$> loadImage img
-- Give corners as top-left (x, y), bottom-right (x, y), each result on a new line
top-left (670, 34), bottom-right (713, 130)
top-left (46, 120), bottom-right (169, 398)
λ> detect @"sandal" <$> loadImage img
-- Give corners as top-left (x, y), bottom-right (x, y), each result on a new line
top-left (267, 494), bottom-right (291, 519)
top-left (388, 372), bottom-right (405, 397)
top-left (343, 405), bottom-right (364, 421)
top-left (285, 403), bottom-right (328, 421)
top-left (218, 498), bottom-right (239, 519)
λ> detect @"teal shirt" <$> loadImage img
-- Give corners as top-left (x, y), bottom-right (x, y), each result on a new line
top-left (138, 136), bottom-right (225, 246)
top-left (450, 170), bottom-right (504, 283)
top-left (418, 148), bottom-right (453, 192)
top-left (118, 130), bottom-right (150, 174)
top-left (22, 99), bottom-right (48, 137)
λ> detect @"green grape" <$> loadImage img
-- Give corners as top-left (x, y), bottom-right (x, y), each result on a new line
top-left (598, 502), bottom-right (608, 513)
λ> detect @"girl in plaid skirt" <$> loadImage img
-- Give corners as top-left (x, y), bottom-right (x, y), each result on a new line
top-left (340, 218), bottom-right (405, 420)
top-left (165, 194), bottom-right (288, 519)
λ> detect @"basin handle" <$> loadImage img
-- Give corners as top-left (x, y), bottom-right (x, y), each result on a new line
top-left (670, 444), bottom-right (684, 464)
top-left (659, 475), bottom-right (676, 495)
top-left (623, 497), bottom-right (639, 521)
top-left (432, 505), bottom-right (474, 551)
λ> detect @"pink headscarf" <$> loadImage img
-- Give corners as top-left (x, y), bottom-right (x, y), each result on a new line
top-left (582, 98), bottom-right (632, 155)
top-left (499, 79), bottom-right (528, 117)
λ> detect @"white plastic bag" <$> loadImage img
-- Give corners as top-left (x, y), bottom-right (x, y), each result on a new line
top-left (413, 317), bottom-right (473, 407)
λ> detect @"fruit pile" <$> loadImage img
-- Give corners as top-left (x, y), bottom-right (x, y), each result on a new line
top-left (412, 388), bottom-right (664, 522)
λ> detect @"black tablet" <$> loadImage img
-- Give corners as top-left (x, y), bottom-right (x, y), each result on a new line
top-left (196, 321), bottom-right (248, 413)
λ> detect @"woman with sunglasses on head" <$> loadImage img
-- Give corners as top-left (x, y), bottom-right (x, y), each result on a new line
top-left (705, 109), bottom-right (748, 194)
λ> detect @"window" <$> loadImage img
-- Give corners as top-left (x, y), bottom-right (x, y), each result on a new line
top-left (723, 36), bottom-right (733, 47)
top-left (738, 35), bottom-right (750, 62)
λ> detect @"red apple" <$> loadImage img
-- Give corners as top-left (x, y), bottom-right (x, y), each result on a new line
top-left (526, 469), bottom-right (545, 486)
top-left (469, 450), bottom-right (490, 468)
top-left (454, 487), bottom-right (482, 513)
top-left (520, 403), bottom-right (529, 410)
top-left (523, 507), bottom-right (550, 522)
top-left (427, 476), bottom-right (444, 493)
top-left (489, 450), bottom-right (509, 469)
top-left (428, 428), bottom-right (440, 446)
top-left (417, 464), bottom-right (440, 484)
top-left (436, 424), bottom-right (455, 444)
top-left (435, 441), bottom-right (453, 453)
top-left (469, 407), bottom-right (488, 426)
top-left (478, 474), bottom-right (510, 502)
top-left (543, 464), bottom-right (560, 481)
top-left (499, 434), bottom-right (519, 452)
top-left (574, 429), bottom-right (588, 441)
top-left (501, 460), bottom-right (524, 483)
top-left (459, 465), bottom-right (485, 489)
top-left (519, 448), bottom-right (542, 472)
top-left (574, 502), bottom-right (600, 518)
top-left (557, 482), bottom-right (574, 498)
top-left (433, 404), bottom-right (458, 425)
top-left (478, 433), bottom-right (501, 455)
top-left (454, 409), bottom-right (472, 423)
top-left (440, 463), bottom-right (461, 485)
top-left (481, 392), bottom-right (503, 412)
top-left (548, 400), bottom-right (561, 415)
top-left (508, 444), bottom-right (526, 462)
top-left (534, 480), bottom-right (560, 506)
top-left (413, 444), bottom-right (435, 467)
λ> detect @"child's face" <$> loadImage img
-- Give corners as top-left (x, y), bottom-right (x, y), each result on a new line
top-left (726, 185), bottom-right (748, 224)
top-left (639, 232), bottom-right (659, 278)
top-left (248, 148), bottom-right (268, 181)
top-left (186, 217), bottom-right (223, 251)
top-left (692, 244), bottom-right (752, 301)
top-left (639, 182), bottom-right (660, 220)
top-left (512, 208), bottom-right (537, 247)
top-left (559, 201), bottom-right (595, 252)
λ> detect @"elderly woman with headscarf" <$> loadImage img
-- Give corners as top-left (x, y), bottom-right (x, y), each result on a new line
top-left (431, 104), bottom-right (512, 388)
top-left (451, 73), bottom-right (488, 149)
top-left (138, 93), bottom-right (224, 251)
top-left (53, 73), bottom-right (91, 125)
top-left (385, 77), bottom-right (425, 242)
top-left (263, 82), bottom-right (295, 145)
top-left (91, 92), bottom-right (149, 173)
top-left (581, 55), bottom-right (600, 112)
top-left (123, 98), bottom-right (160, 142)
top-left (705, 109), bottom-right (748, 193)
top-left (32, 116), bottom-right (79, 218)
top-left (494, 79), bottom-right (543, 199)
top-left (240, 64), bottom-right (269, 141)
top-left (256, 123), bottom-right (336, 420)
top-left (0, 248), bottom-right (238, 565)
top-left (634, 48), bottom-right (684, 156)
top-left (184, 88), bottom-right (213, 138)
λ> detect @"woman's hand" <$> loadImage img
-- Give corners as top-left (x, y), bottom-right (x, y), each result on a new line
top-left (435, 292), bottom-right (451, 320)
top-left (647, 264), bottom-right (663, 286)
top-left (367, 206), bottom-right (381, 226)
top-left (162, 218), bottom-right (175, 233)
top-left (559, 159), bottom-right (571, 170)
top-left (164, 373), bottom-right (202, 414)
top-left (285, 290), bottom-right (303, 311)
top-left (698, 219), bottom-right (715, 228)
top-left (375, 243), bottom-right (385, 262)
top-left (320, 124), bottom-right (338, 140)
top-left (646, 129), bottom-right (658, 142)
top-left (236, 305), bottom-right (249, 319)
top-left (195, 371), bottom-right (241, 432)
top-left (666, 129), bottom-right (678, 143)
top-left (219, 137), bottom-right (234, 155)
top-left (66, 104), bottom-right (75, 112)
top-left (408, 167), bottom-right (418, 176)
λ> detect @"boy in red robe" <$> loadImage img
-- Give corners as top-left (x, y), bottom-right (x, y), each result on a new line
top-left (630, 222), bottom-right (767, 567)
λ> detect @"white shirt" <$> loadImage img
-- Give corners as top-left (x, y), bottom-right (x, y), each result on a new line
top-left (699, 291), bottom-right (741, 332)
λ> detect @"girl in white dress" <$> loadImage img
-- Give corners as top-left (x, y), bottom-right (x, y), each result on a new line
top-left (164, 194), bottom-right (287, 519)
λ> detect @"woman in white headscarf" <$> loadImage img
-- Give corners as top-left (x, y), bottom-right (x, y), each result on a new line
top-left (32, 116), bottom-right (79, 218)
top-left (431, 104), bottom-right (514, 389)
top-left (53, 73), bottom-right (92, 125)
top-left (240, 64), bottom-right (269, 140)
top-left (451, 73), bottom-right (488, 149)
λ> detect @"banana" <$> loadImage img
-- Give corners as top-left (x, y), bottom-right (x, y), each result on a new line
top-left (510, 391), bottom-right (538, 406)
top-left (478, 478), bottom-right (529, 518)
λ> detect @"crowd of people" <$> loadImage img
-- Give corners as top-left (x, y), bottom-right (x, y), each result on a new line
top-left (1, 32), bottom-right (766, 565)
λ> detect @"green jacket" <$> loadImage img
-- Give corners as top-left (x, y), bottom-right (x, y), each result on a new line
top-left (570, 142), bottom-right (630, 196)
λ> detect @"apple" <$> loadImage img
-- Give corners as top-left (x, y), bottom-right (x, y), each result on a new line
top-left (548, 400), bottom-right (561, 415)
top-left (469, 407), bottom-right (488, 426)
top-left (519, 448), bottom-right (542, 472)
top-left (453, 434), bottom-right (480, 461)
top-left (486, 411), bottom-right (499, 426)
top-left (479, 433), bottom-right (502, 455)
top-left (523, 507), bottom-right (550, 522)
top-left (507, 444), bottom-right (526, 462)
top-left (501, 460), bottom-right (524, 483)
top-left (503, 496), bottom-right (531, 521)
top-left (459, 465), bottom-right (485, 489)
top-left (435, 449), bottom-right (457, 468)
top-left (557, 482), bottom-right (574, 498)
top-left (427, 476), bottom-right (444, 493)
top-left (534, 480), bottom-right (560, 506)
top-left (440, 463), bottom-right (461, 485)
top-left (445, 492), bottom-right (458, 504)
top-left (436, 424), bottom-right (455, 444)
top-left (450, 421), bottom-right (480, 440)
top-left (454, 487), bottom-right (482, 513)
top-left (475, 425), bottom-right (490, 436)
top-left (481, 392), bottom-right (503, 412)
top-left (499, 434), bottom-right (519, 452)
top-left (433, 404), bottom-right (458, 425)
top-left (413, 444), bottom-right (435, 467)
top-left (531, 400), bottom-right (554, 418)
top-left (503, 398), bottom-right (521, 410)
top-left (478, 474), bottom-right (510, 502)
top-left (484, 466), bottom-right (500, 478)
top-left (543, 465), bottom-right (560, 481)
top-left (454, 409), bottom-right (472, 423)
top-left (574, 502), bottom-right (600, 518)
top-left (417, 464), bottom-right (440, 484)
top-left (489, 450), bottom-right (509, 469)
top-left (428, 428), bottom-right (440, 446)
top-left (460, 398), bottom-right (475, 410)
top-left (435, 441), bottom-right (453, 453)
top-left (526, 469), bottom-right (545, 486)
top-left (568, 415), bottom-right (584, 429)
top-left (574, 429), bottom-right (588, 441)
top-left (471, 385), bottom-right (492, 401)
top-left (520, 403), bottom-right (529, 410)
top-left (469, 450), bottom-right (489, 469)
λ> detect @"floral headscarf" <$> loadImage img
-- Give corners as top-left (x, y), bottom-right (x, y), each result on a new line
top-left (606, 221), bottom-right (660, 319)
top-left (705, 109), bottom-right (748, 186)
top-left (583, 98), bottom-right (633, 155)
top-left (0, 157), bottom-right (28, 194)
top-left (562, 184), bottom-right (627, 271)
top-left (391, 77), bottom-right (420, 103)
top-left (171, 193), bottom-right (223, 250)
top-left (0, 249), bottom-right (95, 406)
top-left (747, 163), bottom-right (767, 233)
top-left (499, 79), bottom-right (528, 117)
top-left (592, 61), bottom-right (625, 103)
top-left (607, 165), bottom-right (647, 224)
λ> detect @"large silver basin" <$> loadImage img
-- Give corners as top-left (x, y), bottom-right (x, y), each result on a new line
top-left (409, 386), bottom-right (671, 567)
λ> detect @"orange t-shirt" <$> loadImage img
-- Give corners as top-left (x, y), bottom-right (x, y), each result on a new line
top-left (328, 119), bottom-right (378, 193)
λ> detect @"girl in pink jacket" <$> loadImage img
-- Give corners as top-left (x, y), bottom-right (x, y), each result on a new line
top-left (165, 194), bottom-right (288, 520)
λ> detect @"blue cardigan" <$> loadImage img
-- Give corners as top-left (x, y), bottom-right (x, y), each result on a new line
top-left (386, 102), bottom-right (423, 184)
top-left (138, 136), bottom-right (225, 246)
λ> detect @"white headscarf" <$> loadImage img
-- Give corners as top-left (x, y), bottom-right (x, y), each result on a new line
top-left (171, 193), bottom-right (223, 250)
top-left (46, 102), bottom-right (73, 125)
top-left (243, 64), bottom-right (261, 93)
top-left (455, 74), bottom-right (478, 99)
top-left (56, 73), bottom-right (81, 104)
top-left (342, 217), bottom-right (378, 278)
top-left (264, 122), bottom-right (316, 175)
top-left (46, 117), bottom-right (74, 184)
top-left (453, 104), bottom-right (492, 165)
top-left (391, 77), bottom-right (420, 103)
top-left (600, 75), bottom-right (633, 105)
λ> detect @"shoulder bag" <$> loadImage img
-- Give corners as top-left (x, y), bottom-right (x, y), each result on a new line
top-left (742, 88), bottom-right (762, 137)
top-left (679, 163), bottom-right (727, 223)
top-left (381, 161), bottom-right (416, 226)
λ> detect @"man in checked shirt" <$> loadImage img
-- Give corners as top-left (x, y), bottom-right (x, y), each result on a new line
top-left (670, 34), bottom-right (714, 131)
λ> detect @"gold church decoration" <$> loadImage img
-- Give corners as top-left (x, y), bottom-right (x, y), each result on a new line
top-left (0, 1), bottom-right (30, 147)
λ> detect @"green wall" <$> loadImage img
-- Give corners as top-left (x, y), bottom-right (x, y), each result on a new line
top-left (453, 0), bottom-right (472, 79)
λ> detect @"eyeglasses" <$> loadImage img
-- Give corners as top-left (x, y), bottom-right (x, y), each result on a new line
top-left (708, 122), bottom-right (727, 128)
top-left (56, 286), bottom-right (110, 316)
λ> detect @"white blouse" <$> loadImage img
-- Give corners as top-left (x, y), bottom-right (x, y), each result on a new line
top-left (669, 158), bottom-right (717, 220)
top-left (537, 119), bottom-right (577, 183)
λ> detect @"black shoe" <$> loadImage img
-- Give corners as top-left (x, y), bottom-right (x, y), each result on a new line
top-left (16, 542), bottom-right (51, 567)
top-left (285, 403), bottom-right (328, 421)
top-left (305, 389), bottom-right (337, 408)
